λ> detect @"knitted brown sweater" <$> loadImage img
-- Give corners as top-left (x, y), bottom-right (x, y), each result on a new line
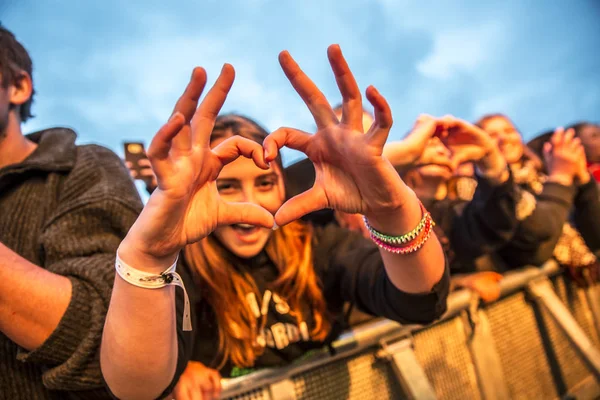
top-left (0, 128), bottom-right (142, 399)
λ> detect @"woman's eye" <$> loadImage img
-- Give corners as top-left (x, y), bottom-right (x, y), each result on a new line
top-left (217, 183), bottom-right (237, 194)
top-left (257, 180), bottom-right (276, 190)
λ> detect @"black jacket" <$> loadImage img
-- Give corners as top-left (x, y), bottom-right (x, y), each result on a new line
top-left (168, 223), bottom-right (450, 382)
top-left (423, 174), bottom-right (519, 273)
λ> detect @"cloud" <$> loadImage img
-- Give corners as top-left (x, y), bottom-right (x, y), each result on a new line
top-left (472, 78), bottom-right (558, 119)
top-left (416, 23), bottom-right (504, 80)
top-left (63, 23), bottom-right (319, 163)
top-left (5, 0), bottom-right (600, 152)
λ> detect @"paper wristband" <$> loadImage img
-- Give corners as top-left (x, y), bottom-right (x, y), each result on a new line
top-left (115, 254), bottom-right (192, 331)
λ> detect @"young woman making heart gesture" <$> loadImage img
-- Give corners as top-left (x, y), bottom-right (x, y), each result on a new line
top-left (101, 45), bottom-right (449, 400)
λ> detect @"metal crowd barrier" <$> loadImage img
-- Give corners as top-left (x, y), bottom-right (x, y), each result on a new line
top-left (219, 260), bottom-right (600, 400)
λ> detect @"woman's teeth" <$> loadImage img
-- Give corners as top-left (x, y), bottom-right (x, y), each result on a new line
top-left (232, 223), bottom-right (258, 233)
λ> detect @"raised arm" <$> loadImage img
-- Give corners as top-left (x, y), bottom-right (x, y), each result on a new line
top-left (499, 128), bottom-right (581, 267)
top-left (572, 150), bottom-right (600, 254)
top-left (434, 117), bottom-right (518, 265)
top-left (382, 114), bottom-right (447, 173)
top-left (0, 147), bottom-right (141, 395)
top-left (100, 66), bottom-right (274, 400)
top-left (264, 45), bottom-right (446, 295)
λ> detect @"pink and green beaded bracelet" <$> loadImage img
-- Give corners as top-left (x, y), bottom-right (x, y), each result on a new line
top-left (363, 202), bottom-right (432, 245)
top-left (363, 202), bottom-right (435, 255)
top-left (370, 218), bottom-right (434, 255)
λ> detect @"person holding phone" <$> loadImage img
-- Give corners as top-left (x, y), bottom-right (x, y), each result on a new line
top-left (100, 45), bottom-right (450, 400)
top-left (124, 142), bottom-right (158, 192)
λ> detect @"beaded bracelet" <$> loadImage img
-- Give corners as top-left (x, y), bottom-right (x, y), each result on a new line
top-left (363, 202), bottom-right (431, 245)
top-left (370, 217), bottom-right (434, 255)
top-left (363, 202), bottom-right (435, 255)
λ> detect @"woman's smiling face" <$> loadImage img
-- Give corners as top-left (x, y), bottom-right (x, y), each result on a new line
top-left (210, 127), bottom-right (285, 259)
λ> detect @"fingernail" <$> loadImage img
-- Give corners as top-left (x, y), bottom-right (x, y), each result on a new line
top-left (170, 112), bottom-right (182, 122)
top-left (272, 223), bottom-right (279, 231)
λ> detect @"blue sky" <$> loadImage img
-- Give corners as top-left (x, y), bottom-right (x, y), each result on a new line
top-left (2, 0), bottom-right (600, 168)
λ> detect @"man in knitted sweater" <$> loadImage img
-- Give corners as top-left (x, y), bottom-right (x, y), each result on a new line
top-left (0, 26), bottom-right (142, 399)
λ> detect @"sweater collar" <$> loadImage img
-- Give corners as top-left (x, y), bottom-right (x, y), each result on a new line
top-left (21, 128), bottom-right (77, 172)
top-left (0, 128), bottom-right (77, 190)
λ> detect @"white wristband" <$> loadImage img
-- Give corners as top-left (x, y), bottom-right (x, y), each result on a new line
top-left (115, 253), bottom-right (192, 331)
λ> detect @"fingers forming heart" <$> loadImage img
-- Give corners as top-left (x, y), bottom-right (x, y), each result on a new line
top-left (434, 116), bottom-right (498, 166)
top-left (270, 45), bottom-right (403, 226)
top-left (262, 131), bottom-right (328, 226)
top-left (209, 137), bottom-right (276, 229)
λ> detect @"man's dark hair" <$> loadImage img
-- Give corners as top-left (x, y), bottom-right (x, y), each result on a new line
top-left (0, 25), bottom-right (34, 122)
top-left (567, 121), bottom-right (597, 137)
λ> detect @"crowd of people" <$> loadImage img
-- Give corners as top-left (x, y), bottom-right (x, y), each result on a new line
top-left (0, 25), bottom-right (598, 400)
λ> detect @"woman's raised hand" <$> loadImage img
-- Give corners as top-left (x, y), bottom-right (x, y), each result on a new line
top-left (437, 116), bottom-right (507, 181)
top-left (120, 66), bottom-right (274, 267)
top-left (264, 44), bottom-right (415, 227)
top-left (544, 127), bottom-right (585, 186)
top-left (383, 114), bottom-right (447, 171)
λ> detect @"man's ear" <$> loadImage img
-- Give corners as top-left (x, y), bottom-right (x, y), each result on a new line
top-left (8, 71), bottom-right (33, 108)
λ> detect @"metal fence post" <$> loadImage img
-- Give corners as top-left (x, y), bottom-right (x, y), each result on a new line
top-left (376, 338), bottom-right (437, 400)
top-left (527, 278), bottom-right (600, 380)
top-left (465, 297), bottom-right (510, 400)
top-left (585, 285), bottom-right (600, 340)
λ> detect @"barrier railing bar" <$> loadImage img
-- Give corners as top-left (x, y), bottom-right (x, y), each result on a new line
top-left (498, 260), bottom-right (560, 298)
top-left (586, 286), bottom-right (600, 341)
top-left (219, 260), bottom-right (570, 398)
top-left (566, 375), bottom-right (600, 399)
top-left (527, 278), bottom-right (600, 381)
top-left (220, 289), bottom-right (474, 397)
top-left (268, 379), bottom-right (296, 400)
top-left (377, 338), bottom-right (437, 400)
top-left (466, 300), bottom-right (510, 400)
top-left (333, 288), bottom-right (473, 354)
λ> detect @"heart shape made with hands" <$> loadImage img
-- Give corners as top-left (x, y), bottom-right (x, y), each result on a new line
top-left (139, 44), bottom-right (412, 260)
top-left (249, 45), bottom-right (412, 229)
top-left (431, 116), bottom-right (499, 169)
top-left (260, 120), bottom-right (399, 228)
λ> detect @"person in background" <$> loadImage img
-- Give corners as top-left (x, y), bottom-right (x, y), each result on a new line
top-left (284, 108), bottom-right (458, 236)
top-left (0, 26), bottom-right (142, 399)
top-left (127, 158), bottom-right (157, 193)
top-left (570, 122), bottom-right (600, 184)
top-left (447, 162), bottom-right (477, 202)
top-left (527, 121), bottom-right (600, 181)
top-left (477, 114), bottom-right (599, 285)
top-left (399, 116), bottom-right (517, 302)
top-left (101, 45), bottom-right (450, 400)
